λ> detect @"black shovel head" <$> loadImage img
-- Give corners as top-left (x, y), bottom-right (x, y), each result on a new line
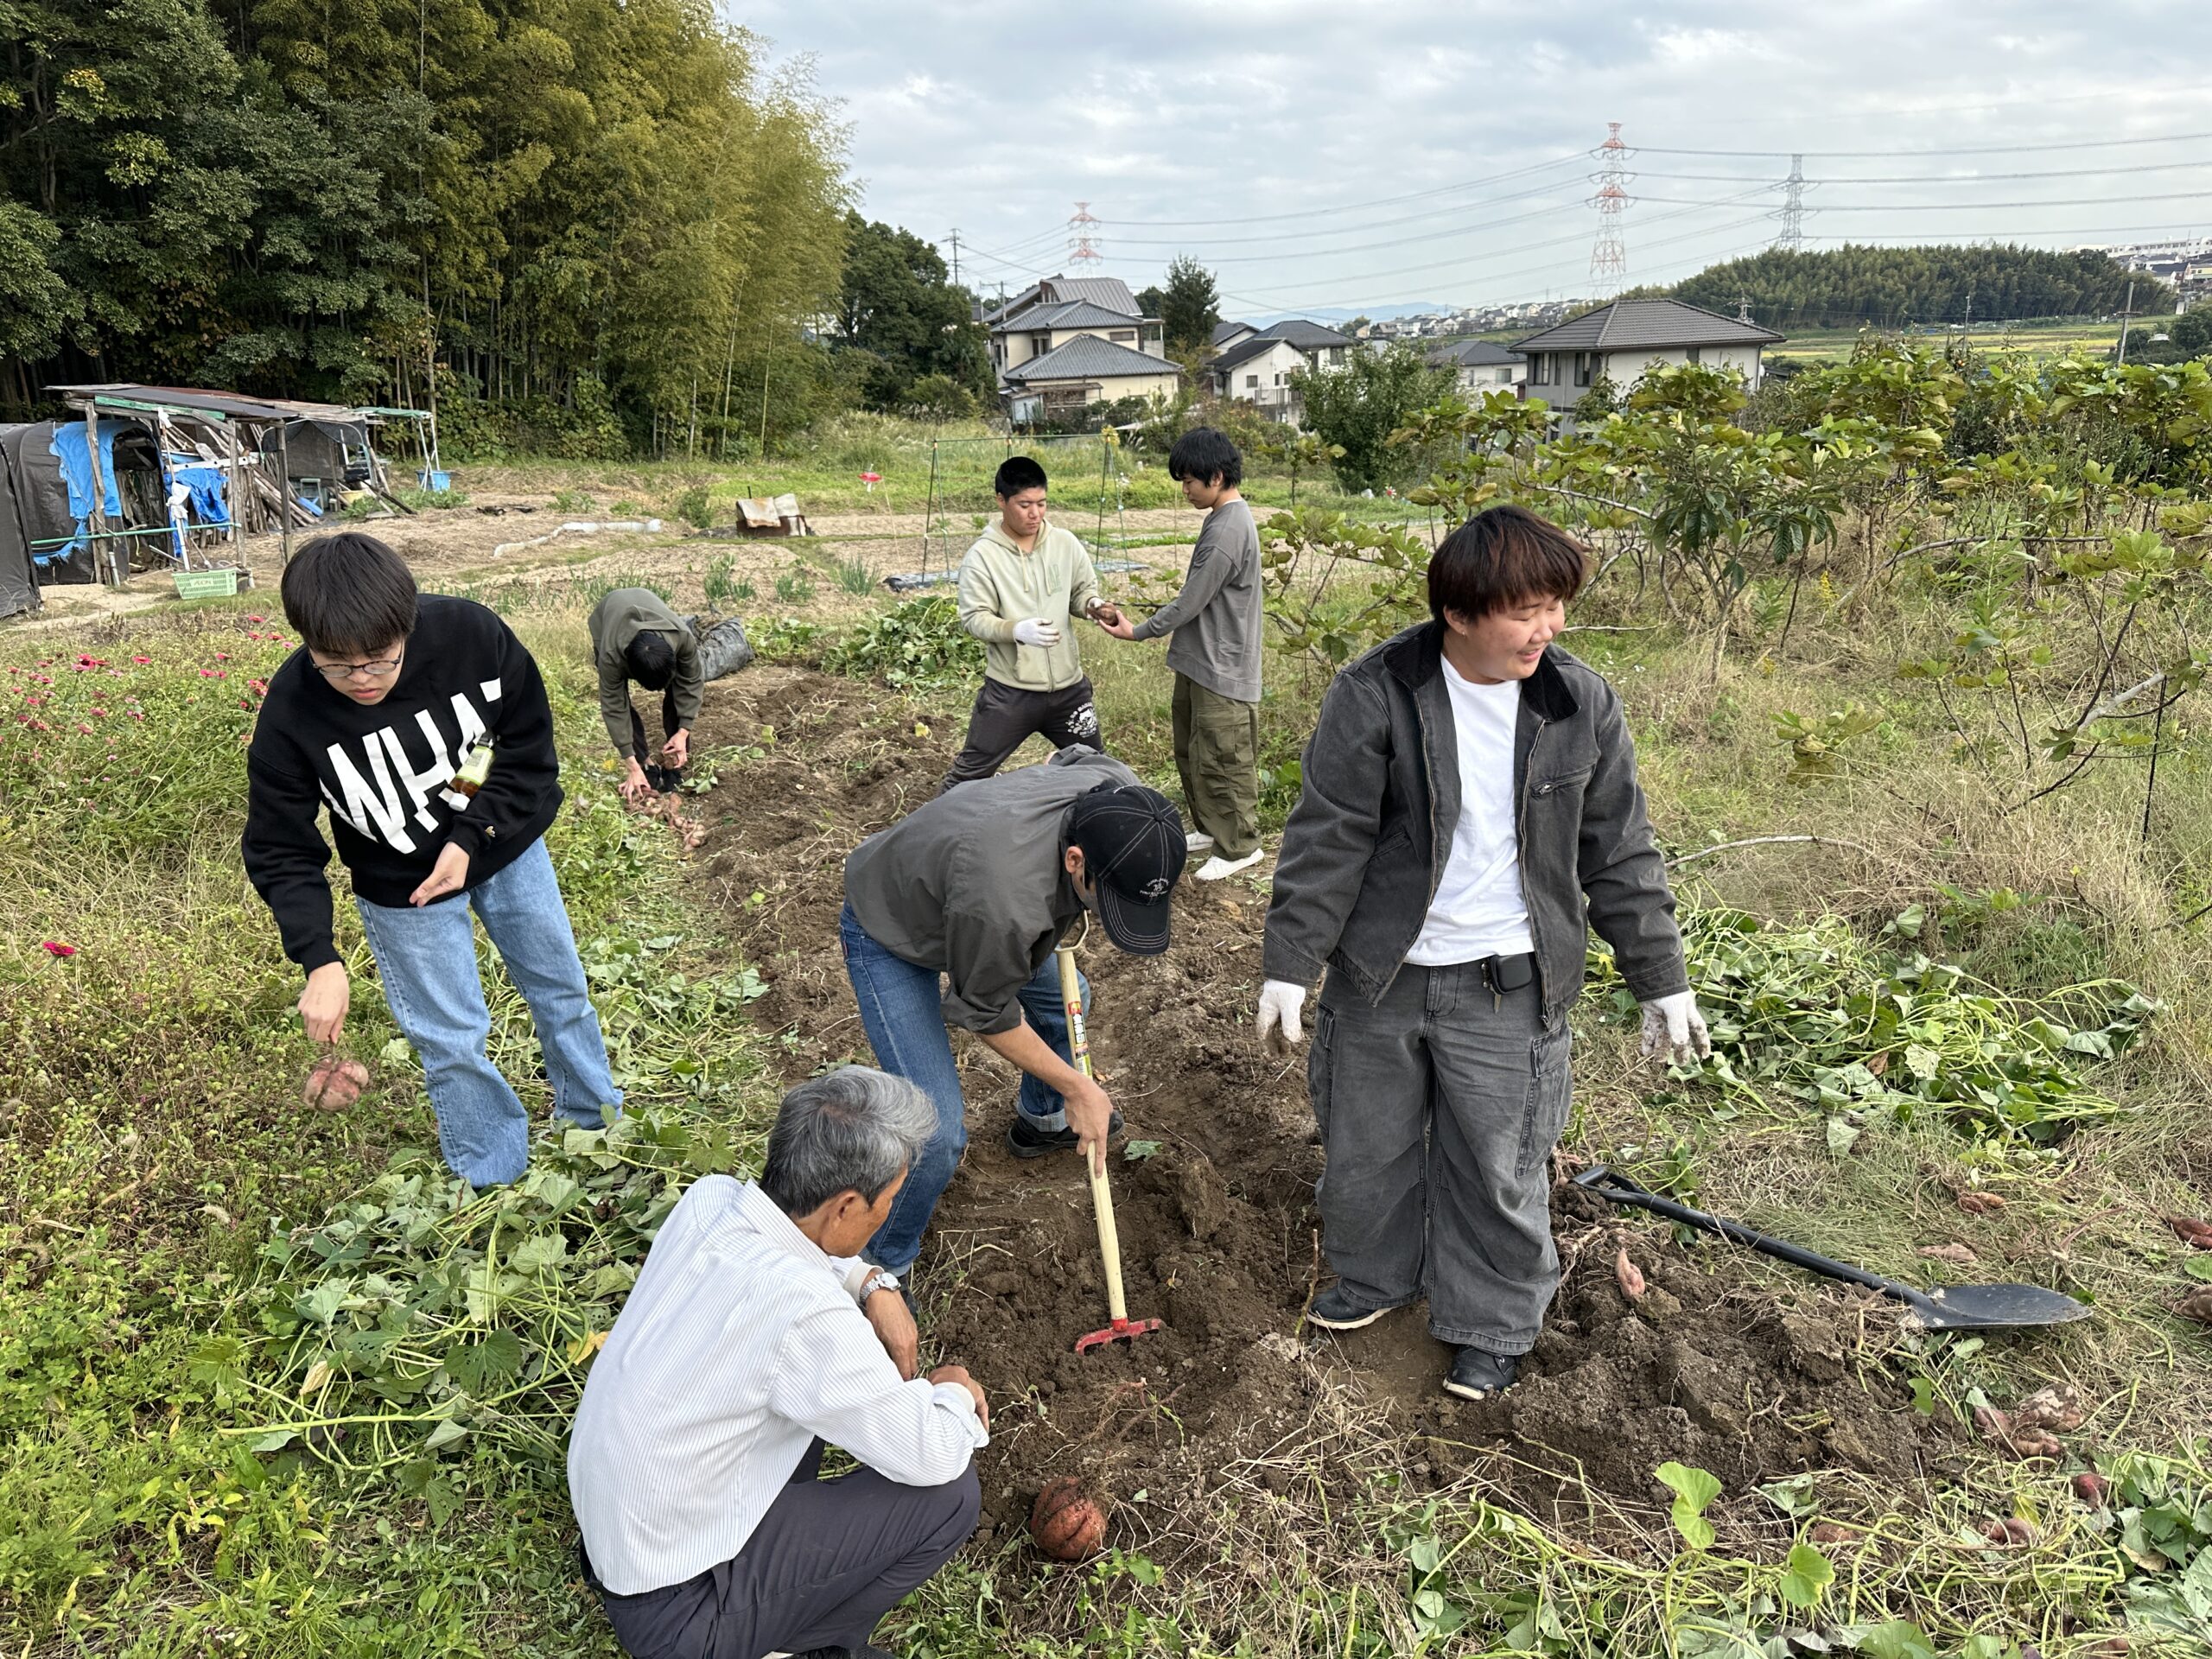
top-left (1905, 1281), bottom-right (2093, 1332)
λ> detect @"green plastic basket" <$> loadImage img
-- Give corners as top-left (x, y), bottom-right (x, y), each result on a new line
top-left (173, 568), bottom-right (240, 600)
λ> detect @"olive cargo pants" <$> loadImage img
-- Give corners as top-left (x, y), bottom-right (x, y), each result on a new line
top-left (1172, 671), bottom-right (1260, 859)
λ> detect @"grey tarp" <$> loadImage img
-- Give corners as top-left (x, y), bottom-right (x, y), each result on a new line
top-left (0, 429), bottom-right (35, 619)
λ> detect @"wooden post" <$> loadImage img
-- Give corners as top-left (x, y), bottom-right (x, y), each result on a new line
top-left (277, 421), bottom-right (293, 565)
top-left (78, 399), bottom-right (118, 586)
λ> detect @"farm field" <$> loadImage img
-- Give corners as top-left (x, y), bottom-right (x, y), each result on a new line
top-left (6, 361), bottom-right (2212, 1657)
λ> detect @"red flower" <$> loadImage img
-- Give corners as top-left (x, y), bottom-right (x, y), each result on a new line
top-left (132, 656), bottom-right (151, 665)
top-left (87, 706), bottom-right (106, 717)
top-left (128, 710), bottom-right (144, 721)
top-left (246, 613), bottom-right (264, 623)
top-left (238, 697), bottom-right (253, 709)
top-left (76, 721), bottom-right (92, 734)
top-left (213, 652), bottom-right (230, 661)
top-left (40, 941), bottom-right (76, 957)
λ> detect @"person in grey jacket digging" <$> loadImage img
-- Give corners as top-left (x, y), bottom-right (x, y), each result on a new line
top-left (1256, 505), bottom-right (1710, 1402)
top-left (588, 587), bottom-right (753, 802)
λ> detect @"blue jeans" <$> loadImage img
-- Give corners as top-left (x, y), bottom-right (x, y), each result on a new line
top-left (356, 837), bottom-right (620, 1188)
top-left (838, 902), bottom-right (1084, 1274)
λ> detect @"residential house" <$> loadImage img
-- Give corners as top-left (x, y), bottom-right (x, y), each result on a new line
top-left (1427, 339), bottom-right (1522, 397)
top-left (1511, 298), bottom-right (1783, 404)
top-left (1205, 318), bottom-right (1357, 423)
top-left (1212, 319), bottom-right (1258, 353)
top-left (985, 275), bottom-right (1165, 382)
top-left (1002, 335), bottom-right (1185, 424)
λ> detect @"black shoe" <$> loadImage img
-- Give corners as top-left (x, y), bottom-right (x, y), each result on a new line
top-left (1443, 1347), bottom-right (1521, 1402)
top-left (1005, 1110), bottom-right (1124, 1159)
top-left (1306, 1282), bottom-right (1408, 1332)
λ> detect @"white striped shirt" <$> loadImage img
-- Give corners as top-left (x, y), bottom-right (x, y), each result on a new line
top-left (567, 1176), bottom-right (987, 1595)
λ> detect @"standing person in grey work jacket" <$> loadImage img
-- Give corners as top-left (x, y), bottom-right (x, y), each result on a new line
top-left (840, 747), bottom-right (1188, 1279)
top-left (1255, 505), bottom-right (1711, 1402)
top-left (1097, 427), bottom-right (1266, 881)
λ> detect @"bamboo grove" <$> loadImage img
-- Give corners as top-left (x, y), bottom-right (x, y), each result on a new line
top-left (0, 0), bottom-right (849, 454)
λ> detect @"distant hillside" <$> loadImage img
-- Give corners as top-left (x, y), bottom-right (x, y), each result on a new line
top-left (1627, 244), bottom-right (2172, 332)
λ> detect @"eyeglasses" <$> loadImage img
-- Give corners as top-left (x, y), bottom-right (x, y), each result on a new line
top-left (314, 654), bottom-right (405, 683)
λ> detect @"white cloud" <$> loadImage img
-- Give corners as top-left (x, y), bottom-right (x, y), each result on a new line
top-left (732, 2), bottom-right (2212, 311)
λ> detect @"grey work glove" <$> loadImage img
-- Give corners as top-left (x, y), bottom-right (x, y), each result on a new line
top-left (1638, 992), bottom-right (1713, 1067)
top-left (1012, 617), bottom-right (1062, 648)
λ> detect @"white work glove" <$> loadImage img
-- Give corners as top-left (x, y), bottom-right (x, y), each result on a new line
top-left (1256, 980), bottom-right (1307, 1049)
top-left (1639, 992), bottom-right (1713, 1067)
top-left (1012, 617), bottom-right (1062, 648)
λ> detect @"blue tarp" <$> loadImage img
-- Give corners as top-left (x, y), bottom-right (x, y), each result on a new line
top-left (45, 419), bottom-right (132, 565)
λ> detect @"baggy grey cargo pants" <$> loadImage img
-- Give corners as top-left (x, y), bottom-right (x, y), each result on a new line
top-left (1309, 962), bottom-right (1570, 1355)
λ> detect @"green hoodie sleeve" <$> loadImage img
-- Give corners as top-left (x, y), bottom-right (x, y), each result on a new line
top-left (1060, 529), bottom-right (1099, 621)
top-left (956, 542), bottom-right (1018, 645)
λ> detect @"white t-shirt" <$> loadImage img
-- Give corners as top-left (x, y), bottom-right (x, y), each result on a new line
top-left (1406, 658), bottom-right (1535, 966)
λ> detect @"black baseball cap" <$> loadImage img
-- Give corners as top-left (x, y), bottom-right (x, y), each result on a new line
top-left (1066, 783), bottom-right (1187, 955)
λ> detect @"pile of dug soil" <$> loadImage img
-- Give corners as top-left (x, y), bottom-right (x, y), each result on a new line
top-left (685, 666), bottom-right (1965, 1549)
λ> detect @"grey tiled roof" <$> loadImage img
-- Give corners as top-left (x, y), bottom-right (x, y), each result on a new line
top-left (1257, 318), bottom-right (1355, 350)
top-left (1428, 339), bottom-right (1522, 367)
top-left (1004, 300), bottom-right (1146, 332)
top-left (1512, 298), bottom-right (1784, 353)
top-left (1212, 320), bottom-right (1255, 345)
top-left (986, 275), bottom-right (1141, 326)
top-left (1211, 334), bottom-right (1304, 374)
top-left (1003, 334), bottom-right (1184, 383)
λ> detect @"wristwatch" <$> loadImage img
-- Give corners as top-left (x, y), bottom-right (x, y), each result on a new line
top-left (857, 1266), bottom-right (900, 1304)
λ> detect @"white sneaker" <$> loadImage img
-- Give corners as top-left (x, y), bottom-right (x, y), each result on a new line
top-left (1193, 848), bottom-right (1264, 881)
top-left (1185, 831), bottom-right (1215, 854)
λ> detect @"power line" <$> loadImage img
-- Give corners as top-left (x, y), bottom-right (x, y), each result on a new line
top-left (1634, 126), bottom-right (2212, 159)
top-left (1636, 155), bottom-right (2212, 184)
top-left (1086, 148), bottom-right (1594, 227)
top-left (1634, 188), bottom-right (2212, 211)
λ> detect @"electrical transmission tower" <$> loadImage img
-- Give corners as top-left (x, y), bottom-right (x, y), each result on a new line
top-left (1773, 154), bottom-right (1808, 251)
top-left (1068, 202), bottom-right (1104, 265)
top-left (1588, 124), bottom-right (1630, 296)
top-left (945, 228), bottom-right (962, 287)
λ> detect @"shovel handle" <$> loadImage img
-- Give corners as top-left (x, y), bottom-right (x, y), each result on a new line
top-left (1572, 1165), bottom-right (1928, 1308)
top-left (1058, 945), bottom-right (1128, 1325)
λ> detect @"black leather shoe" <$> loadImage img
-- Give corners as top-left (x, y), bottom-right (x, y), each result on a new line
top-left (1443, 1347), bottom-right (1521, 1401)
top-left (1005, 1110), bottom-right (1123, 1159)
top-left (1306, 1283), bottom-right (1408, 1331)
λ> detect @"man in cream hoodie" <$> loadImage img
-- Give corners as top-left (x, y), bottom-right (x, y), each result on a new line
top-left (943, 454), bottom-right (1122, 790)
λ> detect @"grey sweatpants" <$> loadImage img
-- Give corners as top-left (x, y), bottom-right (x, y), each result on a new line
top-left (1309, 963), bottom-right (1571, 1354)
top-left (942, 675), bottom-right (1103, 791)
top-left (587, 1439), bottom-right (980, 1659)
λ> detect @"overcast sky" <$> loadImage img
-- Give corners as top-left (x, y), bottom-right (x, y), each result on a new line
top-left (733, 2), bottom-right (2212, 317)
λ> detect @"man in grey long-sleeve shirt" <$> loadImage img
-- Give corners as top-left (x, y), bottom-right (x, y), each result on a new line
top-left (1100, 426), bottom-right (1265, 880)
top-left (840, 748), bottom-right (1188, 1274)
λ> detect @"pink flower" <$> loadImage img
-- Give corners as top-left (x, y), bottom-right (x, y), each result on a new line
top-left (128, 710), bottom-right (144, 721)
top-left (76, 721), bottom-right (92, 734)
top-left (238, 697), bottom-right (252, 709)
top-left (246, 613), bottom-right (264, 623)
top-left (87, 706), bottom-right (106, 717)
top-left (40, 941), bottom-right (75, 957)
top-left (213, 652), bottom-right (230, 661)
top-left (132, 656), bottom-right (151, 665)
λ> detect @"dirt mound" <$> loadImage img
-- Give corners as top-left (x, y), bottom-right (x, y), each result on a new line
top-left (684, 666), bottom-right (1965, 1548)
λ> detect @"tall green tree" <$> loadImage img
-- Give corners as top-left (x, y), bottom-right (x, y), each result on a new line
top-left (1291, 343), bottom-right (1455, 491)
top-left (835, 215), bottom-right (991, 410)
top-left (1156, 254), bottom-right (1220, 355)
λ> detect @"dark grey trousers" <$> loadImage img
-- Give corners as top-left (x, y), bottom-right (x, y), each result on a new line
top-left (587, 1440), bottom-right (981, 1659)
top-left (1309, 962), bottom-right (1571, 1354)
top-left (942, 675), bottom-right (1103, 790)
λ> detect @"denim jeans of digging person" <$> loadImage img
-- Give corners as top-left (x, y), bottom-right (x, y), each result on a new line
top-left (355, 837), bottom-right (621, 1188)
top-left (838, 901), bottom-right (1086, 1274)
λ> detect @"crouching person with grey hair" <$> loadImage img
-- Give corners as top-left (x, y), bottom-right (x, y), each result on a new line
top-left (568, 1067), bottom-right (988, 1659)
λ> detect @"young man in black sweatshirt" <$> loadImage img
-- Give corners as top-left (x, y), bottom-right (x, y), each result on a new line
top-left (243, 531), bottom-right (620, 1187)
